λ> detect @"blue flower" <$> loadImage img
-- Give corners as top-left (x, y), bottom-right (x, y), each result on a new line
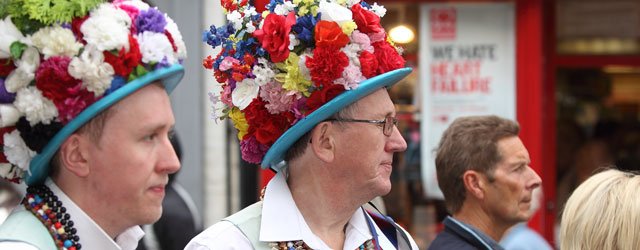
top-left (292, 14), bottom-right (320, 47)
top-left (105, 76), bottom-right (127, 96)
top-left (360, 1), bottom-right (371, 8)
top-left (203, 24), bottom-right (235, 48)
top-left (266, 0), bottom-right (285, 12)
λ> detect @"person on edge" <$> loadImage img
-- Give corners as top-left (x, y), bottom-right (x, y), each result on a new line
top-left (428, 115), bottom-right (542, 250)
top-left (185, 0), bottom-right (419, 249)
top-left (560, 168), bottom-right (640, 250)
top-left (0, 0), bottom-right (188, 249)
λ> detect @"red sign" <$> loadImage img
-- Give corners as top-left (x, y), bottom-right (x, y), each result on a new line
top-left (430, 8), bottom-right (457, 40)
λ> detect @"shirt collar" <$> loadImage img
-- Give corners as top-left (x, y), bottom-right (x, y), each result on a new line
top-left (259, 171), bottom-right (397, 249)
top-left (447, 216), bottom-right (504, 250)
top-left (46, 178), bottom-right (145, 250)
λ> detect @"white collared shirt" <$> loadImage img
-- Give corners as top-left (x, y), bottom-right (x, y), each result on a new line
top-left (0, 179), bottom-right (145, 250)
top-left (185, 171), bottom-right (418, 249)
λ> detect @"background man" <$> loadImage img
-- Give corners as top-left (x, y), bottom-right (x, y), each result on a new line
top-left (428, 115), bottom-right (542, 250)
top-left (186, 0), bottom-right (419, 249)
top-left (0, 1), bottom-right (187, 249)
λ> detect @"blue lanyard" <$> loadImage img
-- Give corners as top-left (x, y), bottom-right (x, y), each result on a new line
top-left (362, 208), bottom-right (382, 250)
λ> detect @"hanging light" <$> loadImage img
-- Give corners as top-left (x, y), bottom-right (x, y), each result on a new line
top-left (389, 24), bottom-right (415, 44)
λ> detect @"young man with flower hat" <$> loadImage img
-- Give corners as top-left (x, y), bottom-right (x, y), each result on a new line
top-left (186, 0), bottom-right (418, 249)
top-left (0, 0), bottom-right (187, 249)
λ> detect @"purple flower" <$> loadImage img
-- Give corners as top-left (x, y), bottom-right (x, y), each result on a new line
top-left (240, 136), bottom-right (268, 164)
top-left (0, 78), bottom-right (16, 103)
top-left (136, 7), bottom-right (167, 33)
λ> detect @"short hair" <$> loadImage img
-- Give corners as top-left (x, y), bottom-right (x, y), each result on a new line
top-left (50, 103), bottom-right (116, 177)
top-left (284, 100), bottom-right (361, 162)
top-left (560, 168), bottom-right (640, 250)
top-left (435, 115), bottom-right (520, 214)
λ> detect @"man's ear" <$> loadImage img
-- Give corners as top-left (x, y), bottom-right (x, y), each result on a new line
top-left (58, 134), bottom-right (91, 177)
top-left (309, 121), bottom-right (335, 163)
top-left (462, 170), bottom-right (486, 200)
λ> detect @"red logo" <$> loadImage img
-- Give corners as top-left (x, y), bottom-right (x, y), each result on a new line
top-left (430, 8), bottom-right (456, 40)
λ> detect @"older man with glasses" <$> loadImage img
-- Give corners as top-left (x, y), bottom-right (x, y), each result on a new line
top-left (185, 0), bottom-right (419, 249)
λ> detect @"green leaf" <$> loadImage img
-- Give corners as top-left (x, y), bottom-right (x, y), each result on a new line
top-left (135, 65), bottom-right (148, 77)
top-left (19, 0), bottom-right (105, 25)
top-left (10, 41), bottom-right (27, 59)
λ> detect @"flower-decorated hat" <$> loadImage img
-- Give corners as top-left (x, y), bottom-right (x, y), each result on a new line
top-left (204, 0), bottom-right (410, 171)
top-left (0, 0), bottom-right (187, 185)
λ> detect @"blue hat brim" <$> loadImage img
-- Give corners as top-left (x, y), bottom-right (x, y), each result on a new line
top-left (25, 64), bottom-right (185, 185)
top-left (261, 67), bottom-right (412, 171)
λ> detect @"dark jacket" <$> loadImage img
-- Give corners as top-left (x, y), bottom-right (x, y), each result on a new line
top-left (428, 216), bottom-right (504, 250)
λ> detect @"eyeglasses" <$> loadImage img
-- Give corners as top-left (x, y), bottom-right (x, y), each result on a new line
top-left (326, 116), bottom-right (398, 136)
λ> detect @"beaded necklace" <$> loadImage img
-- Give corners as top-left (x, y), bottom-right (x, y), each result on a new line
top-left (22, 185), bottom-right (82, 250)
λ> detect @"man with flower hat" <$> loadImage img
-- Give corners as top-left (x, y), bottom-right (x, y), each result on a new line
top-left (0, 0), bottom-right (188, 249)
top-left (185, 0), bottom-right (418, 249)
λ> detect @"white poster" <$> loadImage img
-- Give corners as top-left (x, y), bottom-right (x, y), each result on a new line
top-left (419, 3), bottom-right (516, 199)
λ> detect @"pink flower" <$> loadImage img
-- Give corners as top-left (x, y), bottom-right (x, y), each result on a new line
top-left (240, 135), bottom-right (268, 164)
top-left (220, 84), bottom-right (233, 107)
top-left (219, 56), bottom-right (240, 71)
top-left (259, 81), bottom-right (295, 114)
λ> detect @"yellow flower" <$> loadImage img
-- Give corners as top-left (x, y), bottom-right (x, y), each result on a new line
top-left (341, 21), bottom-right (357, 36)
top-left (229, 108), bottom-right (249, 140)
top-left (275, 53), bottom-right (312, 96)
top-left (295, 0), bottom-right (319, 16)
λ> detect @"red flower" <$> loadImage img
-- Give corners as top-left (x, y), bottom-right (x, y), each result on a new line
top-left (359, 51), bottom-right (379, 78)
top-left (314, 20), bottom-right (349, 48)
top-left (244, 98), bottom-right (294, 145)
top-left (71, 16), bottom-right (89, 43)
top-left (0, 59), bottom-right (16, 77)
top-left (35, 56), bottom-right (81, 105)
top-left (56, 84), bottom-right (97, 124)
top-left (305, 83), bottom-right (345, 114)
top-left (104, 35), bottom-right (143, 77)
top-left (351, 4), bottom-right (383, 34)
top-left (373, 41), bottom-right (405, 74)
top-left (305, 46), bottom-right (348, 87)
top-left (253, 12), bottom-right (296, 63)
top-left (221, 0), bottom-right (238, 11)
top-left (203, 55), bottom-right (214, 69)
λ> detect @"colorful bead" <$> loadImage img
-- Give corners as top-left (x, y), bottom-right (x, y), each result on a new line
top-left (23, 185), bottom-right (81, 250)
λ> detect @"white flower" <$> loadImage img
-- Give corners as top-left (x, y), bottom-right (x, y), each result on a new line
top-left (341, 43), bottom-right (361, 66)
top-left (5, 47), bottom-right (40, 93)
top-left (232, 78), bottom-right (260, 110)
top-left (243, 7), bottom-right (258, 18)
top-left (253, 58), bottom-right (275, 86)
top-left (82, 4), bottom-right (131, 52)
top-left (0, 104), bottom-right (21, 127)
top-left (346, 0), bottom-right (361, 6)
top-left (246, 22), bottom-right (256, 34)
top-left (137, 31), bottom-right (176, 64)
top-left (227, 11), bottom-right (243, 31)
top-left (14, 86), bottom-right (58, 126)
top-left (273, 1), bottom-right (295, 15)
top-left (208, 92), bottom-right (225, 122)
top-left (370, 3), bottom-right (387, 17)
top-left (164, 15), bottom-right (187, 60)
top-left (0, 16), bottom-right (27, 59)
top-left (3, 130), bottom-right (36, 172)
top-left (68, 46), bottom-right (115, 96)
top-left (0, 163), bottom-right (24, 180)
top-left (319, 0), bottom-right (352, 24)
top-left (31, 25), bottom-right (82, 58)
top-left (288, 34), bottom-right (300, 50)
